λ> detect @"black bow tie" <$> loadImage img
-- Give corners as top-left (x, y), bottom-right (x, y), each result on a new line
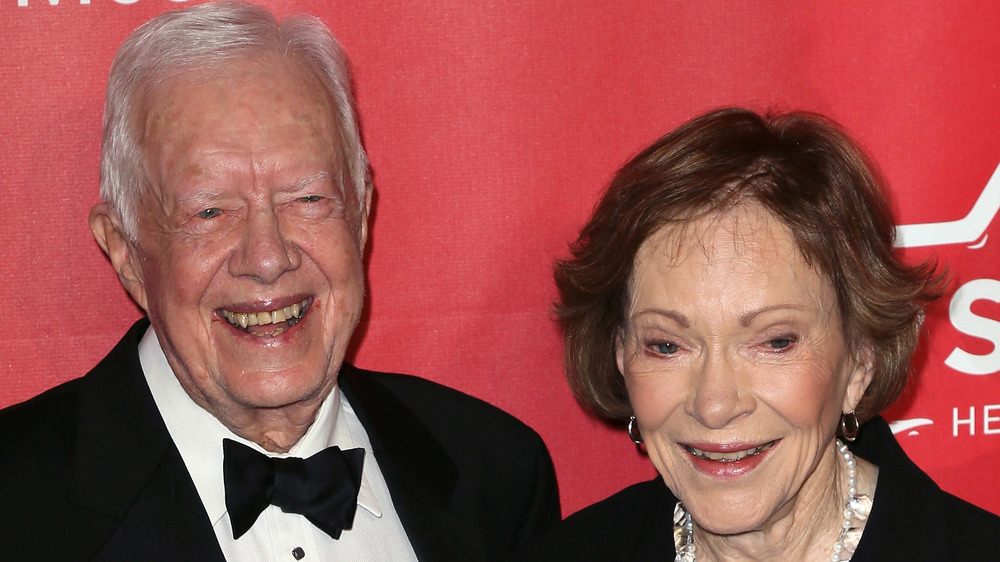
top-left (222, 438), bottom-right (365, 540)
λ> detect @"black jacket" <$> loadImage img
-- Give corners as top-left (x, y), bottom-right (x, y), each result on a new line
top-left (515, 417), bottom-right (1000, 561)
top-left (0, 320), bottom-right (560, 561)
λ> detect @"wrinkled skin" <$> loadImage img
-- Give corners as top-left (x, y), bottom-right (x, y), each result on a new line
top-left (617, 204), bottom-right (878, 560)
top-left (91, 56), bottom-right (371, 452)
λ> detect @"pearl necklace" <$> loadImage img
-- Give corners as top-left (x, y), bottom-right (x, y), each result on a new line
top-left (672, 440), bottom-right (873, 562)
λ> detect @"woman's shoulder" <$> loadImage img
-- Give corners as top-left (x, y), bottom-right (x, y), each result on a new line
top-left (511, 477), bottom-right (674, 561)
top-left (852, 417), bottom-right (1000, 559)
top-left (940, 492), bottom-right (1000, 557)
top-left (863, 488), bottom-right (1000, 559)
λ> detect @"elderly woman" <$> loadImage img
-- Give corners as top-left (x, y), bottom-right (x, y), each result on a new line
top-left (520, 108), bottom-right (1000, 561)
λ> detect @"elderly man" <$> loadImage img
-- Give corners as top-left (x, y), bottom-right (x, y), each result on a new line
top-left (0, 2), bottom-right (558, 560)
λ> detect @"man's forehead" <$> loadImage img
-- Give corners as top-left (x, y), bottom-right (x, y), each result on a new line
top-left (132, 56), bottom-right (347, 202)
top-left (141, 55), bottom-right (332, 132)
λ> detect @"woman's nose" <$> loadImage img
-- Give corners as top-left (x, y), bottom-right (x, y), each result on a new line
top-left (687, 351), bottom-right (756, 429)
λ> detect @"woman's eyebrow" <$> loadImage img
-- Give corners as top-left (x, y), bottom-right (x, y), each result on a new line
top-left (630, 308), bottom-right (690, 328)
top-left (738, 304), bottom-right (808, 327)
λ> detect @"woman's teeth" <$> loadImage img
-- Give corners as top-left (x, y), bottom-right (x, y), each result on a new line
top-left (221, 299), bottom-right (308, 336)
top-left (685, 440), bottom-right (776, 463)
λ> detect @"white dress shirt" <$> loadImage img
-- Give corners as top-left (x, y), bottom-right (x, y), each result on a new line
top-left (139, 329), bottom-right (418, 562)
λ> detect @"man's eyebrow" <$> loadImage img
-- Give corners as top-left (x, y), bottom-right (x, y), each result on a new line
top-left (290, 171), bottom-right (332, 191)
top-left (176, 188), bottom-right (223, 207)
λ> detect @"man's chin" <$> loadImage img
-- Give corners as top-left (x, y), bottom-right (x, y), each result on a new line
top-left (211, 369), bottom-right (335, 411)
top-left (247, 382), bottom-right (332, 408)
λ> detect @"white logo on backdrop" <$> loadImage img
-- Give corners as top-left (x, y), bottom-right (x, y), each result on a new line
top-left (946, 279), bottom-right (1000, 375)
top-left (889, 418), bottom-right (934, 436)
top-left (895, 162), bottom-right (1000, 249)
top-left (891, 162), bottom-right (1000, 437)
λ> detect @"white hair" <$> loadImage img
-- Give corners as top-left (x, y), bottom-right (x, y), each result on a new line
top-left (100, 1), bottom-right (370, 241)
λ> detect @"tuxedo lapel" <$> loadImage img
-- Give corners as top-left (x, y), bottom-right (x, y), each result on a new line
top-left (339, 364), bottom-right (489, 561)
top-left (69, 321), bottom-right (225, 561)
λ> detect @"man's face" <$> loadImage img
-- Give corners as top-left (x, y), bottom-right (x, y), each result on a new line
top-left (123, 57), bottom-right (367, 426)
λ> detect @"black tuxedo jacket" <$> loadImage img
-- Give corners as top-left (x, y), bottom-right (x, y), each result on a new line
top-left (514, 417), bottom-right (1000, 561)
top-left (0, 321), bottom-right (560, 561)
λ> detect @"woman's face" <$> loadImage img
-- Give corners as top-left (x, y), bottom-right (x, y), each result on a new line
top-left (617, 204), bottom-right (872, 535)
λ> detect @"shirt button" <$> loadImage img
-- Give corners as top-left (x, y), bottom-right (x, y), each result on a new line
top-left (291, 546), bottom-right (305, 560)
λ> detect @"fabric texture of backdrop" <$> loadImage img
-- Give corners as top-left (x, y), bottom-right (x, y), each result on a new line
top-left (1, 0), bottom-right (999, 516)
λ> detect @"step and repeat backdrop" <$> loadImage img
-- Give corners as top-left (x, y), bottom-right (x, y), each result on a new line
top-left (3, 0), bottom-right (999, 516)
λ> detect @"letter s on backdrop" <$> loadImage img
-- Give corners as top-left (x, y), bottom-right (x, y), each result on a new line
top-left (947, 278), bottom-right (1000, 375)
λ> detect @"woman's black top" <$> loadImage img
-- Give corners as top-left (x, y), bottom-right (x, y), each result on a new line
top-left (514, 417), bottom-right (1000, 561)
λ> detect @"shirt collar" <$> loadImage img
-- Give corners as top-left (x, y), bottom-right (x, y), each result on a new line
top-left (138, 327), bottom-right (382, 525)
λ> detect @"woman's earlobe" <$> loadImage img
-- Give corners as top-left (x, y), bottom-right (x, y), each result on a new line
top-left (844, 344), bottom-right (876, 412)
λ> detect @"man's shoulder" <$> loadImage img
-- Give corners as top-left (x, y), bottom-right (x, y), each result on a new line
top-left (513, 478), bottom-right (670, 561)
top-left (340, 364), bottom-right (562, 558)
top-left (0, 375), bottom-right (84, 452)
top-left (0, 321), bottom-right (154, 495)
top-left (341, 363), bottom-right (543, 445)
top-left (0, 323), bottom-right (145, 441)
top-left (560, 477), bottom-right (667, 534)
top-left (0, 374), bottom-right (90, 550)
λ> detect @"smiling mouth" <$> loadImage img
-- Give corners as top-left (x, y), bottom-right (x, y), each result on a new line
top-left (219, 297), bottom-right (312, 337)
top-left (683, 440), bottom-right (778, 463)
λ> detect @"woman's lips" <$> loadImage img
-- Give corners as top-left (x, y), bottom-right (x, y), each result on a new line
top-left (681, 439), bottom-right (779, 478)
top-left (683, 440), bottom-right (778, 461)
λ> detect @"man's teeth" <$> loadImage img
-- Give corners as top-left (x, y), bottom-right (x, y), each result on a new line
top-left (686, 441), bottom-right (776, 463)
top-left (222, 301), bottom-right (305, 331)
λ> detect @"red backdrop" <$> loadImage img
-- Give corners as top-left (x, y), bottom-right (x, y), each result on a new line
top-left (3, 0), bottom-right (999, 517)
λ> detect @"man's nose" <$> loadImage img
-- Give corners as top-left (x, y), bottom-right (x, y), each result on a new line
top-left (686, 350), bottom-right (756, 429)
top-left (229, 205), bottom-right (301, 283)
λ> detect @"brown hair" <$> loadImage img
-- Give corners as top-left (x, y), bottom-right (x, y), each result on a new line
top-left (555, 108), bottom-right (943, 423)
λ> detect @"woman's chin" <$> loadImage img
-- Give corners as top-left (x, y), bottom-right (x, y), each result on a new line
top-left (683, 498), bottom-right (775, 536)
top-left (695, 517), bottom-right (760, 537)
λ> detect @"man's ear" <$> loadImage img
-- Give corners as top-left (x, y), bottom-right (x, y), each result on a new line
top-left (90, 203), bottom-right (149, 312)
top-left (357, 179), bottom-right (373, 250)
top-left (843, 344), bottom-right (876, 412)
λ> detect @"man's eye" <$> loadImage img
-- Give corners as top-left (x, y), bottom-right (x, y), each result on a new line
top-left (196, 208), bottom-right (223, 219)
top-left (298, 195), bottom-right (323, 203)
top-left (652, 342), bottom-right (679, 355)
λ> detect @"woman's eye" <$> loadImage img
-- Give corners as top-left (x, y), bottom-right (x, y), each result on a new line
top-left (196, 208), bottom-right (223, 219)
top-left (298, 195), bottom-right (323, 203)
top-left (765, 337), bottom-right (795, 350)
top-left (652, 342), bottom-right (679, 355)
